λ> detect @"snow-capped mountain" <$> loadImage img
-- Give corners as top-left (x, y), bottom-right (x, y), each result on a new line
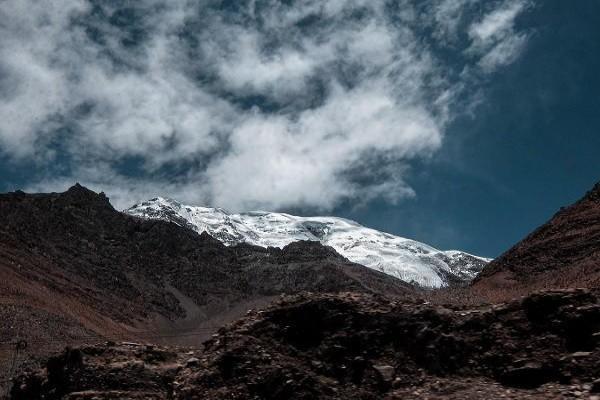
top-left (125, 197), bottom-right (491, 288)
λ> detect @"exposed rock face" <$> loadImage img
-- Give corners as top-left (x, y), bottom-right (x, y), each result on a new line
top-left (474, 182), bottom-right (600, 294)
top-left (11, 289), bottom-right (600, 399)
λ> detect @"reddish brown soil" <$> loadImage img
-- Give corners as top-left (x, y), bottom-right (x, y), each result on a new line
top-left (473, 183), bottom-right (600, 299)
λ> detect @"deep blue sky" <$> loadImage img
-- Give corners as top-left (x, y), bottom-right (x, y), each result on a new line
top-left (337, 2), bottom-right (600, 257)
top-left (1, 1), bottom-right (598, 258)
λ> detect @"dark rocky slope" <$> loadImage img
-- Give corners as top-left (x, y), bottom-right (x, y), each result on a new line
top-left (0, 185), bottom-right (412, 389)
top-left (6, 182), bottom-right (600, 399)
top-left (473, 182), bottom-right (600, 297)
top-left (11, 289), bottom-right (600, 399)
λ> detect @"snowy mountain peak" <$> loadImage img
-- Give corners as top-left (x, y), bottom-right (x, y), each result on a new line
top-left (125, 198), bottom-right (491, 288)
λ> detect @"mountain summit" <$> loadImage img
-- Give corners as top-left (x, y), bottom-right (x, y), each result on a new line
top-left (126, 198), bottom-right (490, 287)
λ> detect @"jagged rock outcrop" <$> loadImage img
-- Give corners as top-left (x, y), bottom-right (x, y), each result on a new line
top-left (11, 289), bottom-right (600, 399)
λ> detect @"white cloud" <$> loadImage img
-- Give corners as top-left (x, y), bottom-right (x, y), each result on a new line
top-left (206, 82), bottom-right (441, 210)
top-left (212, 30), bottom-right (319, 98)
top-left (477, 32), bottom-right (528, 72)
top-left (24, 164), bottom-right (211, 211)
top-left (469, 1), bottom-right (526, 43)
top-left (432, 0), bottom-right (477, 41)
top-left (0, 0), bottom-right (89, 157)
top-left (1, 0), bottom-right (532, 211)
top-left (467, 0), bottom-right (530, 72)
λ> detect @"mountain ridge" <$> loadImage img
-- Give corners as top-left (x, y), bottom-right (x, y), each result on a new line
top-left (126, 197), bottom-right (491, 288)
top-left (5, 182), bottom-right (600, 399)
top-left (473, 181), bottom-right (600, 294)
top-left (0, 184), bottom-right (414, 390)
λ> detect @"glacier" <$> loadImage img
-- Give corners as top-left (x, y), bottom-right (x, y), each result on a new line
top-left (125, 197), bottom-right (491, 288)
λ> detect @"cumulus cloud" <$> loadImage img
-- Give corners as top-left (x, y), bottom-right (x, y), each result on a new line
top-left (0, 0), bottom-right (532, 211)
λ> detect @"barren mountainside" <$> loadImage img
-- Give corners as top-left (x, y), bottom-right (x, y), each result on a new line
top-left (474, 182), bottom-right (600, 293)
top-left (3, 182), bottom-right (600, 399)
top-left (0, 184), bottom-right (413, 391)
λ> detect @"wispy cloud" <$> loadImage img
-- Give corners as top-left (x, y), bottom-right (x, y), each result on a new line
top-left (0, 0), bottom-right (532, 210)
top-left (467, 0), bottom-right (531, 72)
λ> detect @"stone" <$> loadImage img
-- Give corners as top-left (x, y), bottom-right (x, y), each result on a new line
top-left (186, 357), bottom-right (200, 367)
top-left (570, 352), bottom-right (591, 358)
top-left (373, 365), bottom-right (395, 382)
top-left (500, 362), bottom-right (553, 389)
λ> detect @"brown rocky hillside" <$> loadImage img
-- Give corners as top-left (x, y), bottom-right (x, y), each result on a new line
top-left (473, 182), bottom-right (600, 297)
top-left (0, 184), bottom-right (412, 393)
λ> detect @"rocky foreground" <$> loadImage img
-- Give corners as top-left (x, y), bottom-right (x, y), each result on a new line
top-left (11, 288), bottom-right (600, 399)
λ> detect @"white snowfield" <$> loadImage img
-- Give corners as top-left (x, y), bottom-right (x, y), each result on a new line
top-left (125, 197), bottom-right (492, 288)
